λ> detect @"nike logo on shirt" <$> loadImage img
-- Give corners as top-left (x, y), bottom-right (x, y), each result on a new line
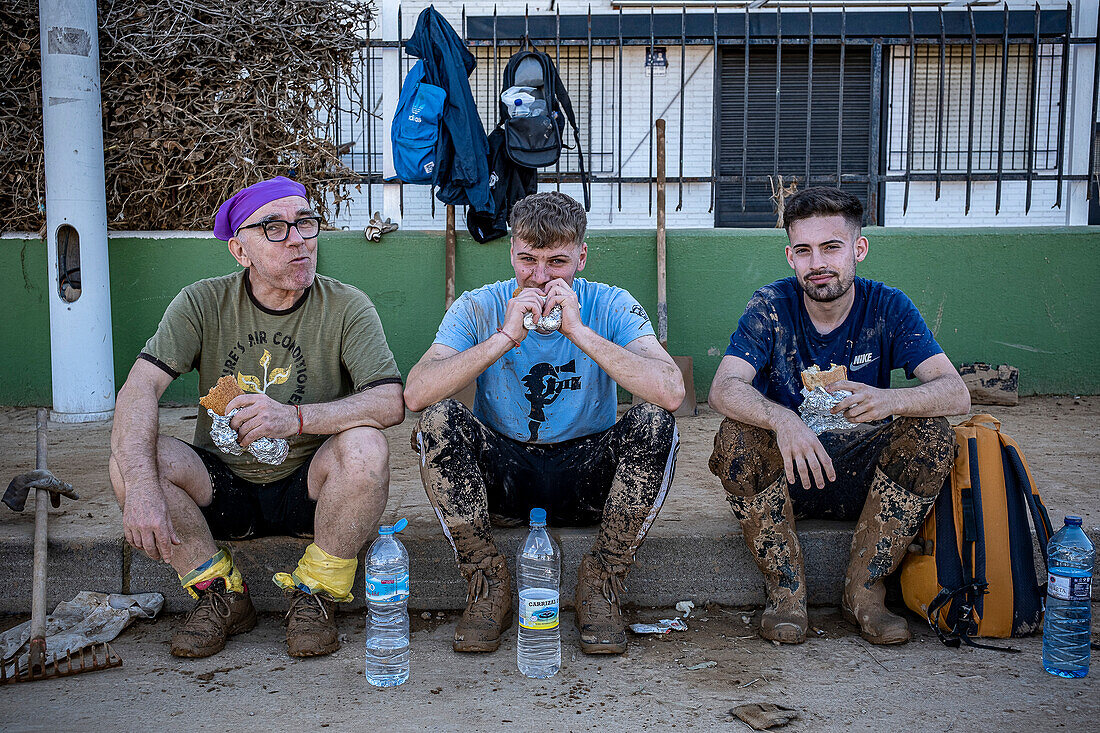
top-left (849, 355), bottom-right (879, 372)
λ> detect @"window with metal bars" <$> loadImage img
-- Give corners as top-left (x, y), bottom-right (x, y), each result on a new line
top-left (887, 44), bottom-right (1062, 174)
top-left (716, 45), bottom-right (873, 228)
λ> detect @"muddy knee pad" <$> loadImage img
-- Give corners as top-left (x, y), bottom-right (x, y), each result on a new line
top-left (708, 418), bottom-right (785, 500)
top-left (877, 416), bottom-right (955, 498)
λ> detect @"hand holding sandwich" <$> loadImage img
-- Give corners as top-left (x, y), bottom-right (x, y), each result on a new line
top-left (227, 392), bottom-right (299, 447)
top-left (828, 380), bottom-right (895, 423)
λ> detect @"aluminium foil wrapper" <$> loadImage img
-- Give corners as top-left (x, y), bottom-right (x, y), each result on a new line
top-left (523, 304), bottom-right (563, 332)
top-left (797, 386), bottom-right (865, 435)
top-left (208, 409), bottom-right (289, 465)
top-left (629, 617), bottom-right (688, 635)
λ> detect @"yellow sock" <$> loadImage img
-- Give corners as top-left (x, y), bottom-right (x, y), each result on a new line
top-left (273, 543), bottom-right (357, 603)
top-left (179, 548), bottom-right (245, 600)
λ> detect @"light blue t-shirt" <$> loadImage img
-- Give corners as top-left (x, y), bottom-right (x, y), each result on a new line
top-left (434, 277), bottom-right (655, 443)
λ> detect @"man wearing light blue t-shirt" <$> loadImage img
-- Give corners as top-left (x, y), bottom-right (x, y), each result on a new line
top-left (405, 192), bottom-right (685, 657)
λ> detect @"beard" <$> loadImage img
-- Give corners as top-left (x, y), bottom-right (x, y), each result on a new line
top-left (801, 268), bottom-right (854, 302)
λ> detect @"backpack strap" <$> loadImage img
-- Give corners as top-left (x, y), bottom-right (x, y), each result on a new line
top-left (547, 60), bottom-right (591, 211)
top-left (1001, 442), bottom-right (1054, 568)
top-left (925, 436), bottom-right (1020, 653)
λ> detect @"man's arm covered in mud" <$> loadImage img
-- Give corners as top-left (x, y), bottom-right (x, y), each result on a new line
top-left (828, 353), bottom-right (970, 422)
top-left (709, 354), bottom-right (836, 491)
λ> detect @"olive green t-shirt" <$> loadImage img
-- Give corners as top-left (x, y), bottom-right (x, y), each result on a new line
top-left (141, 270), bottom-right (402, 482)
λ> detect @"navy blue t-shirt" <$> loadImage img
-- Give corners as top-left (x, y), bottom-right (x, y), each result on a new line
top-left (725, 277), bottom-right (943, 411)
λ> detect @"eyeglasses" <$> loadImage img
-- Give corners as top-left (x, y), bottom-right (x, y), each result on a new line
top-left (236, 216), bottom-right (321, 242)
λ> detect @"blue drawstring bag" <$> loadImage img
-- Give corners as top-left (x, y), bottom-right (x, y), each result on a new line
top-left (389, 60), bottom-right (446, 184)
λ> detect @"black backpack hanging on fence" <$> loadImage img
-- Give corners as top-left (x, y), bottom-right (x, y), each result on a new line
top-left (497, 50), bottom-right (590, 211)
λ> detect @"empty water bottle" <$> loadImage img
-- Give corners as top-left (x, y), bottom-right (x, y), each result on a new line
top-left (365, 518), bottom-right (410, 687)
top-left (1043, 515), bottom-right (1093, 678)
top-left (501, 85), bottom-right (536, 112)
top-left (517, 508), bottom-right (561, 679)
top-left (511, 98), bottom-right (548, 118)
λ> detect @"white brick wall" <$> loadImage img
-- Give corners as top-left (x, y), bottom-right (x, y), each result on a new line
top-left (330, 0), bottom-right (1095, 231)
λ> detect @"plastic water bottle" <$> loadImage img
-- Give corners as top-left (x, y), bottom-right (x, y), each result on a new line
top-left (517, 508), bottom-right (561, 679)
top-left (1043, 515), bottom-right (1094, 678)
top-left (501, 85), bottom-right (536, 112)
top-left (511, 98), bottom-right (548, 118)
top-left (365, 518), bottom-right (410, 687)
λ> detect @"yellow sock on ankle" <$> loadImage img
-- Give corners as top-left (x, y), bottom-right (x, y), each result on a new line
top-left (272, 543), bottom-right (357, 603)
top-left (179, 548), bottom-right (245, 600)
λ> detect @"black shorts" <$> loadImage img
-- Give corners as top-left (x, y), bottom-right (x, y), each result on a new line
top-left (190, 444), bottom-right (317, 540)
top-left (478, 427), bottom-right (620, 527)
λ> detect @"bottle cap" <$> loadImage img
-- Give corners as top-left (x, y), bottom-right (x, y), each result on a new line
top-left (515, 99), bottom-right (522, 106)
top-left (378, 517), bottom-right (409, 535)
top-left (1065, 515), bottom-right (1082, 527)
top-left (529, 508), bottom-right (547, 526)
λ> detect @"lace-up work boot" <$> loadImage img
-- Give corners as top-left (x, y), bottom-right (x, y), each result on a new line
top-left (453, 555), bottom-right (512, 652)
top-left (285, 589), bottom-right (340, 657)
top-left (171, 579), bottom-right (257, 658)
top-left (574, 554), bottom-right (628, 654)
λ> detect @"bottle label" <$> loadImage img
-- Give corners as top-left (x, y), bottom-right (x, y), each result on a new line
top-left (519, 591), bottom-right (559, 630)
top-left (1048, 572), bottom-right (1091, 601)
top-left (366, 572), bottom-right (409, 602)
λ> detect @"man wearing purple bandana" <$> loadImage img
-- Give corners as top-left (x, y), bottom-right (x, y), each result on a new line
top-left (109, 177), bottom-right (405, 659)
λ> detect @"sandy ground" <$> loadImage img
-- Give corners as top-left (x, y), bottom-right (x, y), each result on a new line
top-left (0, 397), bottom-right (1096, 730)
top-left (1, 606), bottom-right (1097, 732)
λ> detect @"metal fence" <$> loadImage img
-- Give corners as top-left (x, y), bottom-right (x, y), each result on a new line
top-left (332, 2), bottom-right (1099, 223)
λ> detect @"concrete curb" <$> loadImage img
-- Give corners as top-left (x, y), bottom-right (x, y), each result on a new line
top-left (2, 521), bottom-right (1094, 615)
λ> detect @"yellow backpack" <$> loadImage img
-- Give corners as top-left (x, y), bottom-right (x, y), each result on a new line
top-left (900, 415), bottom-right (1054, 650)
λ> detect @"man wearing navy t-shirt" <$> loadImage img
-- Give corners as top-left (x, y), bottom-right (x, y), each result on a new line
top-left (405, 192), bottom-right (685, 656)
top-left (708, 187), bottom-right (970, 647)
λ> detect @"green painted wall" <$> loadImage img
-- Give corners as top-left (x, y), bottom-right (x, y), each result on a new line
top-left (3, 227), bottom-right (1098, 405)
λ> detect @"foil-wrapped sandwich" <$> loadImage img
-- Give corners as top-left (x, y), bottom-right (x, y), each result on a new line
top-left (514, 287), bottom-right (563, 332)
top-left (797, 364), bottom-right (865, 435)
top-left (201, 375), bottom-right (289, 465)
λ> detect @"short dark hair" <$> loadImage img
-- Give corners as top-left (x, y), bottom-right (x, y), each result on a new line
top-left (783, 187), bottom-right (864, 232)
top-left (509, 191), bottom-right (587, 248)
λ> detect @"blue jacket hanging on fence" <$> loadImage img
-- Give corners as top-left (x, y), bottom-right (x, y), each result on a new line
top-left (404, 6), bottom-right (492, 213)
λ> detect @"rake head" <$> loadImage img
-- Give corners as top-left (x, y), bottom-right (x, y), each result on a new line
top-left (0, 641), bottom-right (122, 685)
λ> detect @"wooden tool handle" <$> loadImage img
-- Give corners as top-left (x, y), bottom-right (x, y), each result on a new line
top-left (29, 408), bottom-right (49, 666)
top-left (656, 118), bottom-right (668, 349)
top-left (445, 205), bottom-right (456, 309)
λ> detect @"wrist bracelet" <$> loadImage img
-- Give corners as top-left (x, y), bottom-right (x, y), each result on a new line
top-left (496, 327), bottom-right (522, 349)
top-left (295, 404), bottom-right (303, 436)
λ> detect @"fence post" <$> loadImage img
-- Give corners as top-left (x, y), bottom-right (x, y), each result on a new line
top-left (381, 0), bottom-right (402, 225)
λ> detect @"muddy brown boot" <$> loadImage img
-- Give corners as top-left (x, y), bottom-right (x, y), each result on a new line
top-left (285, 589), bottom-right (340, 657)
top-left (453, 555), bottom-right (513, 652)
top-left (574, 554), bottom-right (629, 654)
top-left (729, 477), bottom-right (807, 644)
top-left (171, 579), bottom-right (257, 658)
top-left (843, 467), bottom-right (937, 645)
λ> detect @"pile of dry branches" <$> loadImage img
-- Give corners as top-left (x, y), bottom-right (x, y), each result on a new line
top-left (1, 0), bottom-right (372, 233)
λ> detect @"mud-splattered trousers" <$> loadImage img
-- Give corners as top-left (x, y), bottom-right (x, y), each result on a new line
top-left (414, 399), bottom-right (679, 577)
top-left (709, 416), bottom-right (956, 606)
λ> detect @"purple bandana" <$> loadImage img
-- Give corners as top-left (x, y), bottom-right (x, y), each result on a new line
top-left (213, 176), bottom-right (308, 241)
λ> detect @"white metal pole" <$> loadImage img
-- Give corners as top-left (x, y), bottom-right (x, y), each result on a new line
top-left (39, 0), bottom-right (114, 423)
